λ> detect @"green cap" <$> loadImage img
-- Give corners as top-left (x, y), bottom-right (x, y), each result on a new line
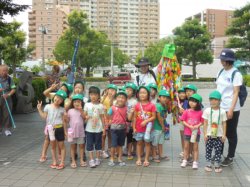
top-left (184, 84), bottom-right (197, 92)
top-left (148, 83), bottom-right (158, 90)
top-left (72, 94), bottom-right (84, 101)
top-left (162, 44), bottom-right (176, 59)
top-left (209, 90), bottom-right (221, 100)
top-left (178, 87), bottom-right (185, 93)
top-left (119, 85), bottom-right (126, 92)
top-left (125, 82), bottom-right (137, 91)
top-left (189, 93), bottom-right (202, 103)
top-left (116, 91), bottom-right (128, 98)
top-left (107, 84), bottom-right (118, 91)
top-left (55, 90), bottom-right (67, 100)
top-left (62, 82), bottom-right (73, 93)
top-left (138, 85), bottom-right (150, 93)
top-left (159, 90), bottom-right (170, 97)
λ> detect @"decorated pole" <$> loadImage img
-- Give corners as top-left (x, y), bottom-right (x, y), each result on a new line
top-left (71, 39), bottom-right (80, 84)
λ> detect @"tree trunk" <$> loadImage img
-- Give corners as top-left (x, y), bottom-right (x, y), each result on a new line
top-left (86, 66), bottom-right (90, 77)
top-left (192, 61), bottom-right (197, 80)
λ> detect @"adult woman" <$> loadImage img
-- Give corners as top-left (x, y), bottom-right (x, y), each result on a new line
top-left (47, 65), bottom-right (60, 91)
top-left (216, 48), bottom-right (243, 166)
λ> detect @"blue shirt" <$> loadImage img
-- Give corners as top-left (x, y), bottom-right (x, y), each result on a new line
top-left (67, 72), bottom-right (74, 84)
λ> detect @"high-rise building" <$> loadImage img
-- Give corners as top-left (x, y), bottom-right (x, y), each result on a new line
top-left (29, 0), bottom-right (160, 61)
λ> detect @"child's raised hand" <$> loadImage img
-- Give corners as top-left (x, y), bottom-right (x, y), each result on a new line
top-left (37, 101), bottom-right (42, 110)
top-left (50, 83), bottom-right (59, 90)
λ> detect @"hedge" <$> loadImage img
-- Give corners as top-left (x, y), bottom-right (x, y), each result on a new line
top-left (182, 77), bottom-right (216, 82)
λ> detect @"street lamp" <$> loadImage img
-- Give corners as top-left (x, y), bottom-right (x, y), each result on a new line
top-left (38, 25), bottom-right (47, 72)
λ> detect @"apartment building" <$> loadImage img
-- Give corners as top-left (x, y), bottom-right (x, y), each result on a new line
top-left (29, 0), bottom-right (160, 61)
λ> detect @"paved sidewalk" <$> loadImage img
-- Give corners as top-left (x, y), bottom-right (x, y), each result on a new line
top-left (0, 89), bottom-right (250, 187)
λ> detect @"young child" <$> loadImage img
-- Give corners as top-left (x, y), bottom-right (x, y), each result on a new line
top-left (183, 84), bottom-right (197, 109)
top-left (148, 83), bottom-right (158, 105)
top-left (84, 86), bottom-right (105, 168)
top-left (125, 82), bottom-right (138, 160)
top-left (203, 91), bottom-right (227, 173)
top-left (152, 89), bottom-right (171, 163)
top-left (177, 87), bottom-right (187, 158)
top-left (37, 90), bottom-right (67, 170)
top-left (107, 91), bottom-right (129, 166)
top-left (180, 93), bottom-right (203, 169)
top-left (133, 85), bottom-right (156, 167)
top-left (65, 94), bottom-right (86, 168)
top-left (101, 84), bottom-right (117, 158)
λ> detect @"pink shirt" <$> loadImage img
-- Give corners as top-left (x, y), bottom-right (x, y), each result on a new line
top-left (135, 102), bottom-right (156, 133)
top-left (109, 105), bottom-right (127, 125)
top-left (180, 109), bottom-right (203, 136)
top-left (67, 109), bottom-right (85, 138)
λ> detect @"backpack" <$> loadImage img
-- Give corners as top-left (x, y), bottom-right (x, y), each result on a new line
top-left (218, 69), bottom-right (248, 107)
top-left (136, 70), bottom-right (157, 86)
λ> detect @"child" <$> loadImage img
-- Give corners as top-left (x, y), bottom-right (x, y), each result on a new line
top-left (148, 83), bottom-right (158, 105)
top-left (180, 93), bottom-right (203, 169)
top-left (183, 84), bottom-right (197, 109)
top-left (203, 91), bottom-right (227, 173)
top-left (37, 90), bottom-right (67, 170)
top-left (101, 84), bottom-right (117, 158)
top-left (125, 82), bottom-right (138, 160)
top-left (133, 85), bottom-right (156, 167)
top-left (152, 89), bottom-right (171, 163)
top-left (107, 91), bottom-right (129, 166)
top-left (84, 86), bottom-right (105, 168)
top-left (65, 94), bottom-right (87, 168)
top-left (177, 87), bottom-right (187, 158)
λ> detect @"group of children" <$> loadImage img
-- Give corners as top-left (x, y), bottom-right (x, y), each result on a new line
top-left (37, 81), bottom-right (227, 173)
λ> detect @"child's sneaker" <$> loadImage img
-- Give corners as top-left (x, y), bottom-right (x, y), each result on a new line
top-left (192, 161), bottom-right (199, 169)
top-left (118, 161), bottom-right (126, 166)
top-left (108, 160), bottom-right (115, 166)
top-left (181, 160), bottom-right (187, 168)
top-left (95, 158), bottom-right (101, 166)
top-left (89, 160), bottom-right (96, 168)
top-left (102, 151), bottom-right (109, 159)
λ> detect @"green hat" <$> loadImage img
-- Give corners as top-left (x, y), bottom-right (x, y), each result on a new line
top-left (72, 94), bottom-right (84, 101)
top-left (107, 84), bottom-right (118, 91)
top-left (62, 82), bottom-right (73, 93)
top-left (184, 84), bottom-right (197, 92)
top-left (138, 85), bottom-right (150, 93)
top-left (148, 83), bottom-right (158, 90)
top-left (159, 90), bottom-right (170, 97)
top-left (119, 85), bottom-right (126, 92)
top-left (116, 91), bottom-right (128, 98)
top-left (74, 80), bottom-right (85, 87)
top-left (55, 90), bottom-right (67, 100)
top-left (189, 93), bottom-right (202, 103)
top-left (209, 90), bottom-right (221, 100)
top-left (178, 87), bottom-right (185, 93)
top-left (125, 82), bottom-right (137, 91)
top-left (162, 44), bottom-right (176, 59)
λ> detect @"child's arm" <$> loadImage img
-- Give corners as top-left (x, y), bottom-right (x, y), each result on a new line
top-left (43, 83), bottom-right (59, 99)
top-left (132, 111), bottom-right (137, 133)
top-left (37, 101), bottom-right (47, 120)
top-left (222, 121), bottom-right (227, 142)
top-left (127, 107), bottom-right (134, 121)
top-left (100, 114), bottom-right (106, 136)
top-left (182, 121), bottom-right (193, 130)
top-left (156, 112), bottom-right (165, 131)
top-left (63, 114), bottom-right (67, 138)
top-left (203, 119), bottom-right (208, 142)
top-left (141, 112), bottom-right (156, 127)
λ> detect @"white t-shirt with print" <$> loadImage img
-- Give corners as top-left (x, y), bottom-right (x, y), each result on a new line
top-left (127, 97), bottom-right (137, 112)
top-left (84, 102), bottom-right (104, 133)
top-left (44, 104), bottom-right (65, 126)
top-left (202, 107), bottom-right (227, 137)
top-left (134, 67), bottom-right (157, 86)
top-left (216, 67), bottom-right (243, 111)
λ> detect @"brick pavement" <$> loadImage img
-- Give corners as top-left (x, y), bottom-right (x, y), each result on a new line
top-left (0, 88), bottom-right (250, 187)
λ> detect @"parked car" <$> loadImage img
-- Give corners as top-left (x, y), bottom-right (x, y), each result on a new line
top-left (108, 72), bottom-right (132, 85)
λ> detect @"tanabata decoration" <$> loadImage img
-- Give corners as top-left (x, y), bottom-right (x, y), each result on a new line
top-left (156, 44), bottom-right (182, 126)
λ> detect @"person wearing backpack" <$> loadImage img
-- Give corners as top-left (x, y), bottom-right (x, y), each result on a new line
top-left (216, 48), bottom-right (243, 167)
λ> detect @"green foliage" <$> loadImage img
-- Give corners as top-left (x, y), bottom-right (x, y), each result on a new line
top-left (31, 65), bottom-right (42, 74)
top-left (84, 77), bottom-right (108, 82)
top-left (31, 78), bottom-right (46, 106)
top-left (173, 19), bottom-right (213, 79)
top-left (243, 75), bottom-right (250, 87)
top-left (182, 77), bottom-right (216, 82)
top-left (226, 3), bottom-right (250, 60)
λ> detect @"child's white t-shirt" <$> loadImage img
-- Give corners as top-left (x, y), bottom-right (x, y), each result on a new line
top-left (44, 104), bottom-right (65, 126)
top-left (127, 97), bottom-right (137, 112)
top-left (216, 67), bottom-right (243, 111)
top-left (202, 107), bottom-right (227, 137)
top-left (84, 102), bottom-right (104, 133)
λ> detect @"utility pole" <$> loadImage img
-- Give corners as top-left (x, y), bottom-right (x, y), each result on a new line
top-left (39, 25), bottom-right (47, 72)
top-left (110, 0), bottom-right (115, 75)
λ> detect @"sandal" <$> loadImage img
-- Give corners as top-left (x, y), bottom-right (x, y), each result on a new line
top-left (214, 167), bottom-right (223, 173)
top-left (143, 161), bottom-right (150, 167)
top-left (80, 162), bottom-right (87, 167)
top-left (50, 164), bottom-right (58, 169)
top-left (39, 156), bottom-right (47, 163)
top-left (136, 160), bottom-right (142, 166)
top-left (160, 156), bottom-right (170, 161)
top-left (152, 158), bottom-right (161, 163)
top-left (127, 155), bottom-right (134, 160)
top-left (56, 163), bottom-right (65, 170)
top-left (204, 165), bottom-right (213, 172)
top-left (71, 163), bottom-right (77, 169)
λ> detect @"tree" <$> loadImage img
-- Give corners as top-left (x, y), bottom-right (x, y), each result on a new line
top-left (226, 3), bottom-right (250, 60)
top-left (173, 19), bottom-right (213, 79)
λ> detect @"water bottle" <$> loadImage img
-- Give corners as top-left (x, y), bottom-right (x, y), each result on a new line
top-left (190, 128), bottom-right (198, 143)
top-left (164, 121), bottom-right (170, 140)
top-left (48, 125), bottom-right (55, 141)
top-left (144, 122), bottom-right (152, 141)
top-left (68, 128), bottom-right (73, 142)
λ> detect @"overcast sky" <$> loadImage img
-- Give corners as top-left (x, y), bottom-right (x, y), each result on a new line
top-left (4, 0), bottom-right (250, 39)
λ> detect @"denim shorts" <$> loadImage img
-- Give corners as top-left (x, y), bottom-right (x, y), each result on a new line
top-left (151, 130), bottom-right (164, 146)
top-left (110, 129), bottom-right (126, 147)
top-left (86, 132), bottom-right (102, 151)
top-left (184, 135), bottom-right (200, 143)
top-left (134, 132), bottom-right (151, 142)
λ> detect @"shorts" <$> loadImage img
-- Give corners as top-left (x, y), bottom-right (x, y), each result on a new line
top-left (134, 132), bottom-right (151, 142)
top-left (86, 132), bottom-right (102, 152)
top-left (111, 129), bottom-right (126, 147)
top-left (127, 128), bottom-right (136, 144)
top-left (71, 137), bottom-right (85, 145)
top-left (151, 130), bottom-right (164, 146)
top-left (184, 135), bottom-right (200, 143)
top-left (54, 127), bottom-right (65, 142)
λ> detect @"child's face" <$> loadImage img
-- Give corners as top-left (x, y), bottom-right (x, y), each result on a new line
top-left (139, 88), bottom-right (149, 101)
top-left (74, 83), bottom-right (84, 94)
top-left (108, 88), bottom-right (116, 97)
top-left (159, 96), bottom-right (169, 106)
top-left (178, 92), bottom-right (186, 100)
top-left (116, 95), bottom-right (127, 107)
top-left (150, 88), bottom-right (157, 97)
top-left (185, 89), bottom-right (195, 98)
top-left (126, 87), bottom-right (134, 98)
top-left (189, 100), bottom-right (198, 109)
top-left (209, 98), bottom-right (220, 108)
top-left (90, 93), bottom-right (99, 103)
top-left (73, 99), bottom-right (82, 108)
top-left (54, 95), bottom-right (64, 106)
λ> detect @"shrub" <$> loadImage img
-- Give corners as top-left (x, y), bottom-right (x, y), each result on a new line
top-left (32, 77), bottom-right (47, 106)
top-left (182, 77), bottom-right (216, 82)
top-left (243, 75), bottom-right (250, 87)
top-left (85, 77), bottom-right (108, 82)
